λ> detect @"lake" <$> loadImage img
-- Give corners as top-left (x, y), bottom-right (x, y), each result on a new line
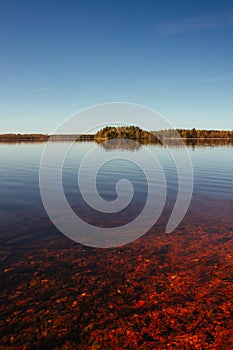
top-left (0, 140), bottom-right (232, 348)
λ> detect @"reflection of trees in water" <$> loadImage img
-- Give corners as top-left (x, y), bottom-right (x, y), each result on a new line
top-left (0, 140), bottom-right (48, 145)
top-left (150, 138), bottom-right (233, 149)
top-left (0, 138), bottom-right (232, 149)
top-left (96, 138), bottom-right (143, 151)
top-left (184, 138), bottom-right (233, 148)
top-left (97, 138), bottom-right (233, 151)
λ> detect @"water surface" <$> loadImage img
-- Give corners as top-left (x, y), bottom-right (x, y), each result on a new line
top-left (0, 140), bottom-right (232, 349)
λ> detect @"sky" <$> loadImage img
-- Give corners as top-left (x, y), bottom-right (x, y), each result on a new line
top-left (0, 0), bottom-right (233, 133)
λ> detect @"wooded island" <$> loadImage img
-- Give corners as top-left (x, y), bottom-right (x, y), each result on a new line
top-left (94, 126), bottom-right (157, 142)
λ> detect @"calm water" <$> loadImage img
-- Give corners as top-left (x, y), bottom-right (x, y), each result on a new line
top-left (0, 140), bottom-right (232, 239)
top-left (0, 140), bottom-right (233, 348)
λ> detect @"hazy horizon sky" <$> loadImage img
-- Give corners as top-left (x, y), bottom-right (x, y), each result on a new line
top-left (0, 0), bottom-right (233, 133)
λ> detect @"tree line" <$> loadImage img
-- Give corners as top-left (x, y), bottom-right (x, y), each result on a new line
top-left (95, 126), bottom-right (233, 141)
top-left (1, 128), bottom-right (232, 141)
top-left (154, 128), bottom-right (233, 139)
top-left (94, 126), bottom-right (157, 142)
top-left (0, 133), bottom-right (49, 140)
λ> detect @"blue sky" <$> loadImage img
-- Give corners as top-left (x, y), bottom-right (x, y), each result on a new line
top-left (0, 0), bottom-right (233, 133)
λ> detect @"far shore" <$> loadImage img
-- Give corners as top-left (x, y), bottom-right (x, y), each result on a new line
top-left (0, 127), bottom-right (233, 142)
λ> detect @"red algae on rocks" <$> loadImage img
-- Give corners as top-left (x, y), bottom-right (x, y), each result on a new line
top-left (0, 198), bottom-right (233, 349)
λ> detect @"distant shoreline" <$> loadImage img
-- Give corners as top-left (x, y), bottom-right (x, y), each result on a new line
top-left (0, 128), bottom-right (232, 141)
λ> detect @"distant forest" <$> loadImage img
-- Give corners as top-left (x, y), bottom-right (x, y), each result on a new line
top-left (0, 128), bottom-right (232, 140)
top-left (0, 134), bottom-right (49, 141)
top-left (154, 128), bottom-right (233, 139)
top-left (95, 126), bottom-right (233, 140)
